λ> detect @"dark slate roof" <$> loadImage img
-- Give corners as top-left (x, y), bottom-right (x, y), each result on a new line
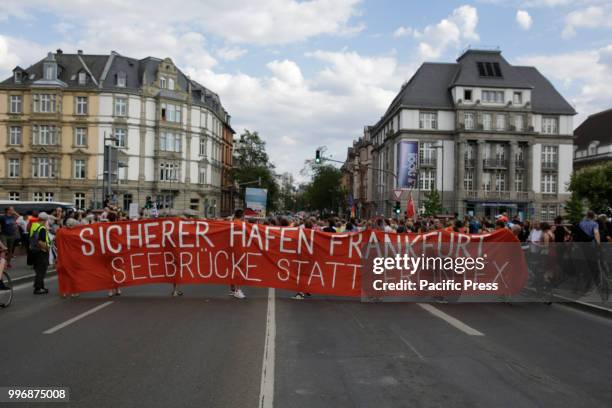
top-left (0, 50), bottom-right (231, 124)
top-left (514, 66), bottom-right (576, 115)
top-left (573, 109), bottom-right (612, 150)
top-left (453, 49), bottom-right (533, 89)
top-left (372, 49), bottom-right (576, 133)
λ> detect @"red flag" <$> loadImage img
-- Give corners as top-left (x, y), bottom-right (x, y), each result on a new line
top-left (406, 195), bottom-right (415, 219)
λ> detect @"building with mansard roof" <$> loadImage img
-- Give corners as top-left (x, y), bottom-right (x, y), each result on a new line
top-left (0, 49), bottom-right (234, 216)
top-left (367, 48), bottom-right (576, 221)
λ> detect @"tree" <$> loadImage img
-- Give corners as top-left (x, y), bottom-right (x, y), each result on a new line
top-left (302, 164), bottom-right (345, 215)
top-left (568, 163), bottom-right (612, 214)
top-left (422, 189), bottom-right (443, 217)
top-left (564, 192), bottom-right (584, 223)
top-left (231, 130), bottom-right (279, 212)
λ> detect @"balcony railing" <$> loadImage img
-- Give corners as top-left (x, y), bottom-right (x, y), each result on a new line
top-left (484, 190), bottom-right (511, 199)
top-left (541, 161), bottom-right (558, 170)
top-left (464, 158), bottom-right (476, 168)
top-left (419, 157), bottom-right (437, 167)
top-left (516, 191), bottom-right (529, 200)
top-left (483, 158), bottom-right (508, 168)
top-left (515, 159), bottom-right (525, 168)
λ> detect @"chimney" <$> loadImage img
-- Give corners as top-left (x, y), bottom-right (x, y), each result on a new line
top-left (56, 49), bottom-right (63, 55)
top-left (77, 50), bottom-right (83, 55)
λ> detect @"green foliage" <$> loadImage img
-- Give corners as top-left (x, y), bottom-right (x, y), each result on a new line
top-left (423, 189), bottom-right (443, 217)
top-left (564, 192), bottom-right (584, 223)
top-left (302, 164), bottom-right (345, 214)
top-left (231, 130), bottom-right (279, 212)
top-left (568, 163), bottom-right (612, 214)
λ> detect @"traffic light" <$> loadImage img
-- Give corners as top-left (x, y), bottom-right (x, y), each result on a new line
top-left (394, 201), bottom-right (401, 215)
top-left (315, 149), bottom-right (321, 164)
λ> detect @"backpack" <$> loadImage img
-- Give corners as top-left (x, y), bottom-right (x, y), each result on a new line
top-left (29, 225), bottom-right (45, 253)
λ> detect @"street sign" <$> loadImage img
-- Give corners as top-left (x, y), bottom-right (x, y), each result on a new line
top-left (392, 189), bottom-right (403, 200)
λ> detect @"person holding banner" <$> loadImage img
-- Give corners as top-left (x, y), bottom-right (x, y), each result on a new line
top-left (229, 209), bottom-right (246, 299)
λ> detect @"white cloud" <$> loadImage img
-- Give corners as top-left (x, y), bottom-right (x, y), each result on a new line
top-left (562, 4), bottom-right (612, 38)
top-left (393, 26), bottom-right (413, 38)
top-left (216, 46), bottom-right (247, 61)
top-left (1, 0), bottom-right (363, 46)
top-left (516, 10), bottom-right (533, 30)
top-left (0, 35), bottom-right (47, 72)
top-left (517, 44), bottom-right (612, 126)
top-left (413, 5), bottom-right (479, 60)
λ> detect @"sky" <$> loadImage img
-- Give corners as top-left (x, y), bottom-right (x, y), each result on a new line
top-left (1, 0), bottom-right (611, 182)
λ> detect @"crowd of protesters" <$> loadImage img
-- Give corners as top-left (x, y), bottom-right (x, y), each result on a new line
top-left (1, 201), bottom-right (610, 299)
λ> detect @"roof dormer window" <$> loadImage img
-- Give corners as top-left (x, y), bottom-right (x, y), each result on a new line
top-left (116, 71), bottom-right (127, 87)
top-left (78, 71), bottom-right (87, 85)
top-left (477, 61), bottom-right (502, 78)
top-left (14, 71), bottom-right (22, 83)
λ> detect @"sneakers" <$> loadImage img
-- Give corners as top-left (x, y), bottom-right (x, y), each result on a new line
top-left (172, 290), bottom-right (184, 297)
top-left (292, 293), bottom-right (305, 300)
top-left (33, 288), bottom-right (49, 295)
top-left (232, 289), bottom-right (246, 299)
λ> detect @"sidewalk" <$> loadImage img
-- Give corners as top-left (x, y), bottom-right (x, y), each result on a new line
top-left (6, 247), bottom-right (56, 282)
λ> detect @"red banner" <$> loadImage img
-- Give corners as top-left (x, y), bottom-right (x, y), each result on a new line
top-left (56, 218), bottom-right (527, 297)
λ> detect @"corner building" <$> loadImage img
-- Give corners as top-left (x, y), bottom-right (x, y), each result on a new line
top-left (369, 49), bottom-right (576, 221)
top-left (0, 50), bottom-right (233, 217)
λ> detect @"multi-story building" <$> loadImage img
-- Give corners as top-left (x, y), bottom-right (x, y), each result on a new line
top-left (368, 48), bottom-right (576, 221)
top-left (0, 49), bottom-right (232, 217)
top-left (342, 127), bottom-right (375, 219)
top-left (220, 117), bottom-right (235, 217)
top-left (573, 109), bottom-right (612, 170)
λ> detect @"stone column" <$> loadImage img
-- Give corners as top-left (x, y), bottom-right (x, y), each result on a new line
top-left (456, 140), bottom-right (466, 215)
top-left (508, 140), bottom-right (517, 199)
top-left (476, 139), bottom-right (485, 196)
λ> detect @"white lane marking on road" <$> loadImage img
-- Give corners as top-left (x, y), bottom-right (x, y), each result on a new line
top-left (417, 303), bottom-right (484, 336)
top-left (43, 301), bottom-right (114, 334)
top-left (13, 275), bottom-right (58, 291)
top-left (395, 331), bottom-right (426, 361)
top-left (258, 288), bottom-right (275, 408)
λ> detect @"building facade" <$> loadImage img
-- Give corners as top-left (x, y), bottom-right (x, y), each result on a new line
top-left (573, 109), bottom-right (612, 170)
top-left (367, 49), bottom-right (576, 221)
top-left (0, 50), bottom-right (233, 217)
top-left (342, 127), bottom-right (375, 219)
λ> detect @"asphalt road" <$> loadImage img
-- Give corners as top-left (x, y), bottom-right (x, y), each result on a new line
top-left (1, 278), bottom-right (612, 408)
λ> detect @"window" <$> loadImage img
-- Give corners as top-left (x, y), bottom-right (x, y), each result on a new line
top-left (477, 62), bottom-right (502, 78)
top-left (74, 193), bottom-right (86, 209)
top-left (32, 125), bottom-right (58, 145)
top-left (161, 103), bottom-right (181, 123)
top-left (9, 126), bottom-right (22, 145)
top-left (463, 89), bottom-right (472, 101)
top-left (482, 172), bottom-right (492, 192)
top-left (515, 171), bottom-right (525, 192)
top-left (9, 192), bottom-right (20, 201)
top-left (160, 76), bottom-right (166, 89)
top-left (76, 96), bottom-right (88, 115)
top-left (496, 114), bottom-right (506, 131)
top-left (199, 166), bottom-right (207, 184)
top-left (160, 131), bottom-right (181, 152)
top-left (199, 136), bottom-right (207, 156)
top-left (541, 205), bottom-right (557, 222)
top-left (114, 97), bottom-right (127, 116)
top-left (78, 71), bottom-right (87, 85)
top-left (514, 115), bottom-right (524, 131)
top-left (33, 192), bottom-right (43, 202)
top-left (419, 169), bottom-right (435, 191)
top-left (8, 159), bottom-right (20, 178)
top-left (464, 168), bottom-right (474, 191)
top-left (190, 198), bottom-right (199, 212)
top-left (541, 173), bottom-right (558, 193)
top-left (33, 94), bottom-right (57, 113)
top-left (75, 127), bottom-right (87, 146)
top-left (494, 171), bottom-right (506, 191)
top-left (14, 71), bottom-right (22, 83)
top-left (542, 117), bottom-right (558, 134)
top-left (45, 65), bottom-right (54, 80)
top-left (44, 192), bottom-right (54, 202)
top-left (482, 90), bottom-right (504, 103)
top-left (32, 157), bottom-right (57, 178)
top-left (168, 78), bottom-right (174, 90)
top-left (483, 113), bottom-right (492, 130)
top-left (541, 145), bottom-right (558, 164)
top-left (588, 141), bottom-right (599, 155)
top-left (116, 71), bottom-right (127, 87)
top-left (159, 162), bottom-right (180, 181)
top-left (114, 128), bottom-right (127, 148)
top-left (419, 111), bottom-right (437, 129)
top-left (123, 194), bottom-right (132, 211)
top-left (10, 95), bottom-right (22, 113)
top-left (494, 143), bottom-right (506, 160)
top-left (74, 159), bottom-right (86, 179)
top-left (464, 112), bottom-right (475, 130)
top-left (513, 92), bottom-right (522, 105)
top-left (419, 142), bottom-right (436, 164)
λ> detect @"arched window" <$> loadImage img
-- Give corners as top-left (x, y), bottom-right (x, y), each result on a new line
top-left (588, 141), bottom-right (599, 156)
